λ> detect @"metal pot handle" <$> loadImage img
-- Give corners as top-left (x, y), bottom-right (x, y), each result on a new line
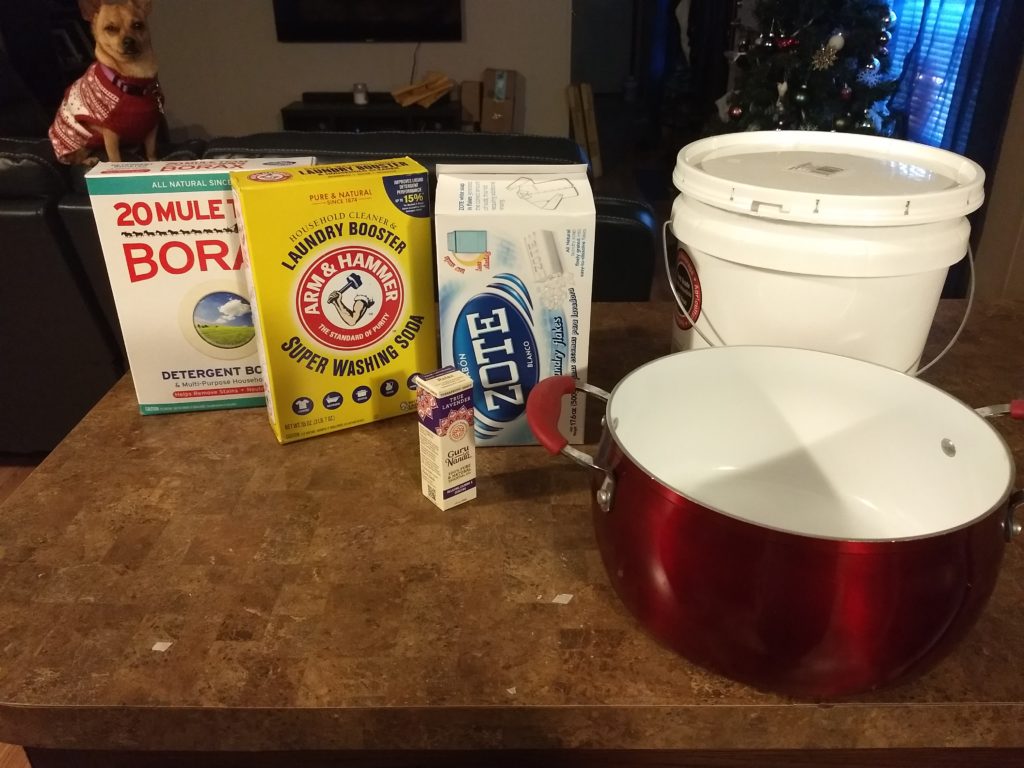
top-left (526, 376), bottom-right (617, 512)
top-left (1006, 490), bottom-right (1024, 542)
top-left (975, 400), bottom-right (1024, 419)
top-left (974, 403), bottom-right (1024, 541)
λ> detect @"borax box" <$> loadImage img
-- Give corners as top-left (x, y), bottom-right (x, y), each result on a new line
top-left (231, 158), bottom-right (438, 444)
top-left (86, 158), bottom-right (314, 414)
top-left (434, 164), bottom-right (595, 445)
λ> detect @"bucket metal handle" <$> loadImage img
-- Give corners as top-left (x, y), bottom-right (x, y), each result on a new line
top-left (526, 376), bottom-right (616, 512)
top-left (661, 220), bottom-right (717, 349)
top-left (661, 220), bottom-right (976, 376)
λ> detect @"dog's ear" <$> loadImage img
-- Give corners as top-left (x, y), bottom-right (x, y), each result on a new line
top-left (78, 0), bottom-right (101, 21)
top-left (133, 0), bottom-right (154, 17)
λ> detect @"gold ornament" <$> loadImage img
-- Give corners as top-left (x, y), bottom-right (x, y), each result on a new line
top-left (811, 45), bottom-right (838, 70)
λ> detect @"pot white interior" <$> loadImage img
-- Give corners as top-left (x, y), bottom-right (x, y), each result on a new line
top-left (606, 346), bottom-right (1014, 541)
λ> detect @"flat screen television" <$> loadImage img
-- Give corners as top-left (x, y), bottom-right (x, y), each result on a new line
top-left (272, 0), bottom-right (463, 43)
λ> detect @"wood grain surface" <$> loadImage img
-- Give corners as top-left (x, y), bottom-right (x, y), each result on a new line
top-left (0, 301), bottom-right (1021, 763)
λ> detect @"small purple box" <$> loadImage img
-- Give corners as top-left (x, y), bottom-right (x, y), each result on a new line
top-left (416, 367), bottom-right (477, 509)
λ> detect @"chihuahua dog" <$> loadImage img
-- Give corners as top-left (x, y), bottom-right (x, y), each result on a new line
top-left (49, 0), bottom-right (163, 165)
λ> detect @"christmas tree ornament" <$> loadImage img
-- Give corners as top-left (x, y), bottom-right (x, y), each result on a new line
top-left (720, 1), bottom-right (898, 137)
top-left (858, 67), bottom-right (883, 87)
top-left (812, 45), bottom-right (838, 70)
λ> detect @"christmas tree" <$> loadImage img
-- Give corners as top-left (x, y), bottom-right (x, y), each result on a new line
top-left (723, 0), bottom-right (899, 134)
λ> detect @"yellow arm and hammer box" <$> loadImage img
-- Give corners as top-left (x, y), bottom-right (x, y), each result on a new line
top-left (231, 158), bottom-right (439, 444)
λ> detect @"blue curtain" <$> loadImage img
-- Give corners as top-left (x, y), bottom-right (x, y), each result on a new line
top-left (889, 0), bottom-right (1024, 162)
top-left (888, 0), bottom-right (1023, 297)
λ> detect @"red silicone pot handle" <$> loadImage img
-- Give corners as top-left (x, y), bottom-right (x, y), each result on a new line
top-left (1012, 400), bottom-right (1024, 419)
top-left (527, 375), bottom-right (576, 455)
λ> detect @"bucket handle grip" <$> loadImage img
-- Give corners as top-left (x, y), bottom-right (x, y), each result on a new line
top-left (661, 220), bottom-right (976, 376)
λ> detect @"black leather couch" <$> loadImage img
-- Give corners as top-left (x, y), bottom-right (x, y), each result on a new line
top-left (0, 137), bottom-right (124, 453)
top-left (2, 130), bottom-right (658, 453)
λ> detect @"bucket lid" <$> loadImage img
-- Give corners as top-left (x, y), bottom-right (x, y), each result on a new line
top-left (673, 131), bottom-right (985, 225)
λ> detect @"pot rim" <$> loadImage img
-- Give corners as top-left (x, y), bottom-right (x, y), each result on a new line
top-left (602, 348), bottom-right (1017, 544)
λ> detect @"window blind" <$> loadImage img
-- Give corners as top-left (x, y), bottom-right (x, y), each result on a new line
top-left (890, 0), bottom-right (975, 147)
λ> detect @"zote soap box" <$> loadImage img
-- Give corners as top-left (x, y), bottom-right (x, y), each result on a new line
top-left (231, 158), bottom-right (438, 444)
top-left (85, 157), bottom-right (313, 414)
top-left (433, 164), bottom-right (595, 445)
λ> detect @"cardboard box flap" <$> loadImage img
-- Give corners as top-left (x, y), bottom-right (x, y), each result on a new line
top-left (436, 163), bottom-right (589, 176)
top-left (435, 164), bottom-right (594, 215)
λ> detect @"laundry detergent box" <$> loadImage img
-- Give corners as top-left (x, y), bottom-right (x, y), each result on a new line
top-left (85, 157), bottom-right (313, 414)
top-left (231, 157), bottom-right (438, 444)
top-left (433, 164), bottom-right (595, 445)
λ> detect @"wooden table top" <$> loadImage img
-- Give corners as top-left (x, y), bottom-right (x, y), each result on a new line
top-left (1, 301), bottom-right (1022, 753)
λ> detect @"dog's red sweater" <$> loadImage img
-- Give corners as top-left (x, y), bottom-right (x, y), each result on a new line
top-left (49, 62), bottom-right (164, 163)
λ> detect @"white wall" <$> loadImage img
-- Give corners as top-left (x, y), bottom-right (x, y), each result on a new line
top-left (150, 0), bottom-right (572, 139)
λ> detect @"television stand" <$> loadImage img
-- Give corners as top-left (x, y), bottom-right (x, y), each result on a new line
top-left (281, 91), bottom-right (463, 132)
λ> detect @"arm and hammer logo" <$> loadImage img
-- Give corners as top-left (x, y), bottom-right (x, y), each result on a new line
top-left (248, 171), bottom-right (293, 182)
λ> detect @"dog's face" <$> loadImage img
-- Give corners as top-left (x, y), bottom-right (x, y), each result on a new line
top-left (81, 0), bottom-right (155, 72)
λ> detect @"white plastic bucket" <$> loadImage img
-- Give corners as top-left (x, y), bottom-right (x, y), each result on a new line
top-left (668, 131), bottom-right (985, 373)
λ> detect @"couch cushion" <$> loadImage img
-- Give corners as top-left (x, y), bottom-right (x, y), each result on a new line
top-left (0, 199), bottom-right (122, 451)
top-left (202, 130), bottom-right (588, 171)
top-left (200, 131), bottom-right (663, 300)
top-left (0, 138), bottom-right (68, 199)
top-left (592, 195), bottom-right (658, 301)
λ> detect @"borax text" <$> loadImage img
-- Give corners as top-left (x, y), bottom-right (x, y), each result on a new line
top-left (113, 197), bottom-right (241, 283)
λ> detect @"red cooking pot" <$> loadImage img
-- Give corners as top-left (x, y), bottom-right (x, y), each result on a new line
top-left (527, 346), bottom-right (1023, 699)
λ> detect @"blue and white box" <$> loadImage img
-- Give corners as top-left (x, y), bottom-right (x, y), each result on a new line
top-left (433, 164), bottom-right (595, 445)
